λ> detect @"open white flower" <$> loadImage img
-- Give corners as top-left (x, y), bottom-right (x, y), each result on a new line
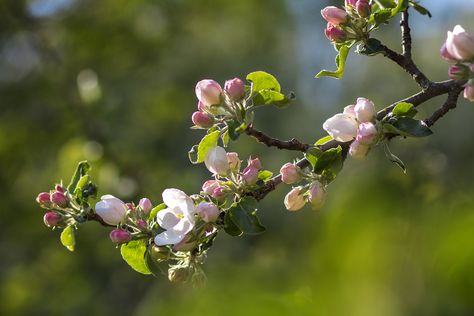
top-left (323, 113), bottom-right (359, 142)
top-left (154, 189), bottom-right (197, 246)
top-left (95, 195), bottom-right (128, 225)
top-left (205, 146), bottom-right (230, 175)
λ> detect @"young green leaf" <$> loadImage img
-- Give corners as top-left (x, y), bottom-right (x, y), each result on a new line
top-left (67, 161), bottom-right (91, 193)
top-left (223, 212), bottom-right (243, 237)
top-left (385, 117), bottom-right (432, 137)
top-left (227, 197), bottom-right (265, 235)
top-left (149, 203), bottom-right (166, 221)
top-left (60, 225), bottom-right (76, 252)
top-left (316, 45), bottom-right (349, 79)
top-left (409, 0), bottom-right (432, 17)
top-left (391, 102), bottom-right (417, 118)
top-left (383, 142), bottom-right (406, 173)
top-left (120, 240), bottom-right (152, 275)
top-left (194, 130), bottom-right (221, 164)
top-left (258, 170), bottom-right (273, 182)
top-left (313, 146), bottom-right (343, 175)
top-left (246, 71), bottom-right (281, 94)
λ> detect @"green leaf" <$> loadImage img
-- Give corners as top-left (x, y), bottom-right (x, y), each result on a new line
top-left (149, 203), bottom-right (166, 221)
top-left (374, 0), bottom-right (396, 8)
top-left (221, 130), bottom-right (230, 147)
top-left (226, 119), bottom-right (242, 141)
top-left (315, 135), bottom-right (333, 146)
top-left (316, 45), bottom-right (349, 79)
top-left (60, 225), bottom-right (76, 252)
top-left (120, 240), bottom-right (151, 275)
top-left (391, 102), bottom-right (417, 118)
top-left (223, 212), bottom-right (243, 237)
top-left (392, 0), bottom-right (409, 16)
top-left (356, 38), bottom-right (384, 56)
top-left (369, 8), bottom-right (393, 26)
top-left (385, 117), bottom-right (432, 137)
top-left (258, 170), bottom-right (273, 182)
top-left (67, 161), bottom-right (91, 193)
top-left (409, 1), bottom-right (432, 18)
top-left (228, 197), bottom-right (265, 235)
top-left (246, 71), bottom-right (281, 94)
top-left (194, 130), bottom-right (221, 164)
top-left (383, 142), bottom-right (406, 173)
top-left (313, 146), bottom-right (343, 175)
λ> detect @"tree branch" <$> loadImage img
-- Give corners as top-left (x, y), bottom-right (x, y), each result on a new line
top-left (424, 85), bottom-right (464, 127)
top-left (244, 124), bottom-right (311, 152)
top-left (401, 11), bottom-right (412, 59)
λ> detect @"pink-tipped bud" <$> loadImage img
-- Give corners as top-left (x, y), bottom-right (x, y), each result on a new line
top-left (43, 212), bottom-right (63, 227)
top-left (349, 140), bottom-right (370, 160)
top-left (345, 0), bottom-right (357, 7)
top-left (51, 191), bottom-right (68, 208)
top-left (248, 157), bottom-right (262, 170)
top-left (36, 192), bottom-right (51, 206)
top-left (224, 77), bottom-right (245, 100)
top-left (125, 203), bottom-right (135, 211)
top-left (204, 146), bottom-right (230, 175)
top-left (55, 184), bottom-right (65, 192)
top-left (448, 64), bottom-right (470, 80)
top-left (109, 229), bottom-right (132, 244)
top-left (445, 25), bottom-right (474, 62)
top-left (227, 152), bottom-right (241, 171)
top-left (242, 158), bottom-right (261, 185)
top-left (309, 181), bottom-right (326, 210)
top-left (284, 187), bottom-right (306, 211)
top-left (192, 111), bottom-right (214, 128)
top-left (464, 83), bottom-right (474, 102)
top-left (136, 219), bottom-right (148, 230)
top-left (324, 23), bottom-right (347, 43)
top-left (212, 186), bottom-right (225, 199)
top-left (356, 0), bottom-right (370, 18)
top-left (138, 198), bottom-right (153, 213)
top-left (197, 101), bottom-right (205, 111)
top-left (440, 43), bottom-right (458, 63)
top-left (202, 180), bottom-right (220, 195)
top-left (197, 202), bottom-right (220, 223)
top-left (354, 97), bottom-right (376, 123)
top-left (195, 79), bottom-right (222, 107)
top-left (321, 6), bottom-right (348, 26)
top-left (356, 122), bottom-right (378, 145)
top-left (280, 163), bottom-right (302, 185)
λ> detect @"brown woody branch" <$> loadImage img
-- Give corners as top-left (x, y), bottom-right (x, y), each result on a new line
top-left (244, 124), bottom-right (310, 152)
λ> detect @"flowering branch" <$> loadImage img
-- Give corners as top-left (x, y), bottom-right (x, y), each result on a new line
top-left (244, 124), bottom-right (310, 152)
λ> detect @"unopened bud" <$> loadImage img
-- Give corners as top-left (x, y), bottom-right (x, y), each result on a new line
top-left (324, 23), bottom-right (347, 43)
top-left (36, 192), bottom-right (51, 206)
top-left (109, 229), bottom-right (132, 244)
top-left (212, 186), bottom-right (226, 199)
top-left (136, 219), bottom-right (148, 230)
top-left (204, 146), bottom-right (230, 175)
top-left (55, 184), bottom-right (65, 193)
top-left (464, 83), bottom-right (474, 102)
top-left (321, 6), bottom-right (348, 26)
top-left (354, 97), bottom-right (376, 123)
top-left (284, 187), bottom-right (306, 212)
top-left (440, 43), bottom-right (457, 63)
top-left (448, 64), bottom-right (470, 80)
top-left (195, 79), bottom-right (222, 107)
top-left (224, 77), bottom-right (245, 100)
top-left (149, 245), bottom-right (170, 262)
top-left (349, 140), bottom-right (370, 160)
top-left (197, 202), bottom-right (220, 223)
top-left (138, 198), bottom-right (153, 213)
top-left (192, 111), bottom-right (214, 128)
top-left (43, 212), bottom-right (63, 227)
top-left (51, 191), bottom-right (68, 208)
top-left (445, 25), bottom-right (474, 62)
top-left (356, 0), bottom-right (370, 18)
top-left (202, 180), bottom-right (220, 195)
top-left (309, 181), bottom-right (326, 210)
top-left (280, 163), bottom-right (302, 185)
top-left (356, 122), bottom-right (378, 145)
top-left (168, 267), bottom-right (190, 283)
top-left (242, 165), bottom-right (259, 185)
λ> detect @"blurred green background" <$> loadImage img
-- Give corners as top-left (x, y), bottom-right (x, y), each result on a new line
top-left (1, 0), bottom-right (474, 315)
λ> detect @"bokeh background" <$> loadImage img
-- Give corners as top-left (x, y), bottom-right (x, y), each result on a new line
top-left (1, 0), bottom-right (474, 315)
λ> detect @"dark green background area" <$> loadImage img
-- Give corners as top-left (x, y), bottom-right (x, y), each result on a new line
top-left (1, 0), bottom-right (474, 315)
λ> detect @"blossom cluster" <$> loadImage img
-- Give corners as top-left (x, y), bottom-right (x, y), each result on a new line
top-left (441, 25), bottom-right (474, 102)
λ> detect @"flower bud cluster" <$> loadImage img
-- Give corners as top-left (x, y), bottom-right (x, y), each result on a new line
top-left (36, 185), bottom-right (71, 228)
top-left (284, 181), bottom-right (326, 212)
top-left (321, 1), bottom-right (371, 44)
top-left (323, 97), bottom-right (379, 160)
top-left (192, 77), bottom-right (247, 128)
top-left (441, 25), bottom-right (474, 102)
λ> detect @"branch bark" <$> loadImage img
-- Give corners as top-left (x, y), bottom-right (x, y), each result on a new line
top-left (244, 124), bottom-right (310, 152)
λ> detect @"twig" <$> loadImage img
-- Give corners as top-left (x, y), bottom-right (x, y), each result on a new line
top-left (244, 124), bottom-right (311, 152)
top-left (401, 11), bottom-right (412, 59)
top-left (424, 85), bottom-right (464, 127)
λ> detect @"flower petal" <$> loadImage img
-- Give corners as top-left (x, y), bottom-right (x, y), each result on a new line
top-left (154, 230), bottom-right (186, 246)
top-left (156, 207), bottom-right (181, 230)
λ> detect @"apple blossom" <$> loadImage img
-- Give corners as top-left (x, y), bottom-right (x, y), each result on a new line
top-left (51, 191), bottom-right (68, 208)
top-left (202, 180), bottom-right (220, 195)
top-left (354, 97), bottom-right (376, 123)
top-left (227, 152), bottom-right (241, 171)
top-left (242, 158), bottom-right (261, 185)
top-left (356, 0), bottom-right (370, 18)
top-left (284, 187), bottom-right (306, 211)
top-left (43, 212), bottom-right (63, 227)
top-left (349, 140), bottom-right (370, 160)
top-left (323, 113), bottom-right (359, 142)
top-left (224, 78), bottom-right (245, 100)
top-left (445, 25), bottom-right (474, 61)
top-left (204, 146), bottom-right (230, 175)
top-left (36, 192), bottom-right (51, 206)
top-left (109, 229), bottom-right (132, 244)
top-left (345, 0), bottom-right (357, 7)
top-left (280, 163), bottom-right (301, 184)
top-left (448, 64), bottom-right (470, 80)
top-left (309, 181), bottom-right (326, 210)
top-left (321, 6), bottom-right (348, 26)
top-left (464, 83), bottom-right (474, 102)
top-left (324, 23), bottom-right (347, 43)
top-left (440, 43), bottom-right (457, 63)
top-left (192, 111), bottom-right (214, 128)
top-left (197, 202), bottom-right (220, 223)
top-left (195, 79), bottom-right (222, 107)
top-left (95, 195), bottom-right (128, 225)
top-left (343, 104), bottom-right (356, 117)
top-left (154, 189), bottom-right (196, 246)
top-left (356, 122), bottom-right (378, 145)
top-left (138, 198), bottom-right (153, 213)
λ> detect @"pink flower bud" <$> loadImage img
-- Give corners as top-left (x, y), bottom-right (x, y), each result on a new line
top-left (324, 23), bottom-right (347, 43)
top-left (192, 111), bottom-right (214, 128)
top-left (248, 157), bottom-right (262, 170)
top-left (440, 43), bottom-right (458, 63)
top-left (136, 219), bottom-right (148, 230)
top-left (51, 191), bottom-right (68, 208)
top-left (345, 0), bottom-right (357, 7)
top-left (242, 166), bottom-right (259, 185)
top-left (195, 79), bottom-right (222, 107)
top-left (212, 186), bottom-right (225, 199)
top-left (202, 180), bottom-right (220, 195)
top-left (284, 187), bottom-right (306, 212)
top-left (43, 212), bottom-right (63, 227)
top-left (109, 229), bottom-right (132, 244)
top-left (356, 0), bottom-right (370, 18)
top-left (446, 25), bottom-right (474, 62)
top-left (356, 122), bottom-right (378, 145)
top-left (343, 104), bottom-right (356, 118)
top-left (448, 64), bottom-right (470, 80)
top-left (464, 84), bottom-right (474, 102)
top-left (138, 198), bottom-right (153, 213)
top-left (354, 97), bottom-right (376, 123)
top-left (349, 140), bottom-right (370, 160)
top-left (197, 101), bottom-right (205, 111)
top-left (309, 181), bottom-right (326, 210)
top-left (55, 184), bottom-right (65, 192)
top-left (197, 202), bottom-right (220, 223)
top-left (36, 192), bottom-right (51, 206)
top-left (224, 77), bottom-right (245, 100)
top-left (280, 163), bottom-right (302, 185)
top-left (321, 6), bottom-right (348, 26)
top-left (227, 152), bottom-right (241, 170)
top-left (204, 146), bottom-right (230, 175)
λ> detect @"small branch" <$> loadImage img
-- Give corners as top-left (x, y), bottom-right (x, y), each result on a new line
top-left (424, 85), bottom-right (464, 127)
top-left (244, 124), bottom-right (311, 152)
top-left (401, 11), bottom-right (412, 59)
top-left (86, 213), bottom-right (115, 228)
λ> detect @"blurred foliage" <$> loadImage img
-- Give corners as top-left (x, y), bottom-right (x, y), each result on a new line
top-left (1, 0), bottom-right (474, 315)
